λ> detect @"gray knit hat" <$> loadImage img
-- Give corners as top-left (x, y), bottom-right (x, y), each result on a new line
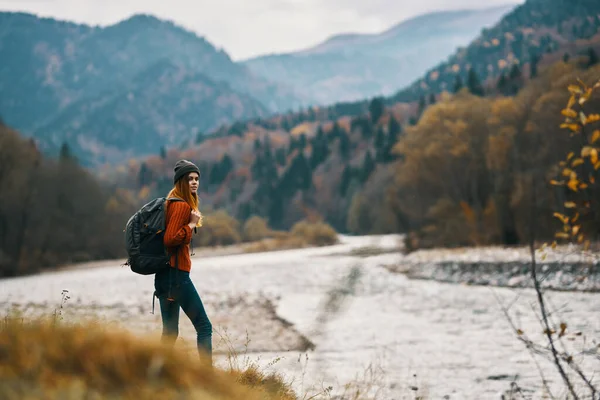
top-left (173, 159), bottom-right (200, 184)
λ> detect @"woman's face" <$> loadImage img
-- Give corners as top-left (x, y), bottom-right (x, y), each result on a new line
top-left (188, 172), bottom-right (199, 194)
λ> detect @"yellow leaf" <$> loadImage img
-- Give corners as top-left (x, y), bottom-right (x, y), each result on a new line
top-left (578, 86), bottom-right (593, 104)
top-left (584, 240), bottom-right (591, 250)
top-left (571, 158), bottom-right (584, 167)
top-left (568, 84), bottom-right (583, 94)
top-left (591, 148), bottom-right (598, 165)
top-left (567, 95), bottom-right (576, 109)
top-left (564, 201), bottom-right (577, 208)
top-left (516, 329), bottom-right (524, 335)
top-left (560, 123), bottom-right (581, 133)
top-left (568, 179), bottom-right (579, 191)
top-left (572, 212), bottom-right (580, 223)
top-left (591, 130), bottom-right (600, 144)
top-left (595, 161), bottom-right (600, 170)
top-left (590, 175), bottom-right (596, 184)
top-left (561, 109), bottom-right (577, 118)
top-left (579, 182), bottom-right (589, 190)
top-left (553, 212), bottom-right (569, 224)
top-left (581, 146), bottom-right (593, 157)
top-left (555, 232), bottom-right (570, 239)
top-left (580, 112), bottom-right (587, 125)
top-left (550, 179), bottom-right (564, 186)
top-left (562, 168), bottom-right (574, 177)
top-left (551, 241), bottom-right (557, 249)
top-left (587, 114), bottom-right (600, 124)
top-left (559, 161), bottom-right (567, 167)
top-left (567, 151), bottom-right (575, 161)
top-left (578, 234), bottom-right (585, 243)
top-left (572, 225), bottom-right (581, 236)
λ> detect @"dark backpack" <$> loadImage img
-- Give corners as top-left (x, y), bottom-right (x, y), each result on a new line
top-left (124, 197), bottom-right (183, 275)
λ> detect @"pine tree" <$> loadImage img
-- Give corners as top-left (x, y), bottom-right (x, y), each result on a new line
top-left (369, 97), bottom-right (385, 124)
top-left (467, 68), bottom-right (484, 96)
top-left (339, 165), bottom-right (352, 196)
top-left (251, 154), bottom-right (264, 180)
top-left (221, 154), bottom-right (233, 178)
top-left (374, 127), bottom-right (386, 162)
top-left (497, 73), bottom-right (508, 94)
top-left (417, 95), bottom-right (426, 116)
top-left (339, 129), bottom-right (350, 160)
top-left (588, 48), bottom-right (598, 68)
top-left (309, 130), bottom-right (330, 170)
top-left (59, 142), bottom-right (72, 162)
top-left (296, 152), bottom-right (312, 191)
top-left (384, 116), bottom-right (401, 162)
top-left (360, 151), bottom-right (375, 183)
top-left (288, 137), bottom-right (298, 155)
top-left (275, 148), bottom-right (286, 166)
top-left (298, 133), bottom-right (307, 151)
top-left (530, 52), bottom-right (539, 78)
top-left (453, 75), bottom-right (464, 93)
top-left (138, 162), bottom-right (154, 186)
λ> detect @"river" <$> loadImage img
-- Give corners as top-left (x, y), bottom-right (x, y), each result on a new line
top-left (1, 234), bottom-right (598, 399)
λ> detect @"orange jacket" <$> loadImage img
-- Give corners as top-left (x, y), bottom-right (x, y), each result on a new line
top-left (163, 200), bottom-right (193, 272)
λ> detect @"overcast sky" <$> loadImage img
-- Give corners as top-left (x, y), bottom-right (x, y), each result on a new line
top-left (0, 0), bottom-right (523, 60)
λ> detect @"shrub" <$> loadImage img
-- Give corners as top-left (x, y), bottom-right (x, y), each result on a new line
top-left (290, 220), bottom-right (339, 246)
top-left (198, 210), bottom-right (242, 247)
top-left (242, 216), bottom-right (273, 242)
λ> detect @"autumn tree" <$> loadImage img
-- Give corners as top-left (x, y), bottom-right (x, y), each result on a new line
top-left (0, 125), bottom-right (137, 277)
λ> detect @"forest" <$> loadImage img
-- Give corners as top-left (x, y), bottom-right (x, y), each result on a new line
top-left (104, 57), bottom-right (600, 251)
top-left (0, 124), bottom-right (138, 277)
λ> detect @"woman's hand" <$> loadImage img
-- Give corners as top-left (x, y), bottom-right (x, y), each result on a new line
top-left (189, 210), bottom-right (202, 229)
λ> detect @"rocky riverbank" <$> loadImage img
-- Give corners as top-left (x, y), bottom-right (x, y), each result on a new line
top-left (389, 244), bottom-right (600, 292)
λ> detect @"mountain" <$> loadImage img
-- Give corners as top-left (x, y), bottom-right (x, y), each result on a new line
top-left (0, 12), bottom-right (300, 163)
top-left (94, 0), bottom-right (600, 243)
top-left (33, 61), bottom-right (270, 164)
top-left (391, 0), bottom-right (600, 102)
top-left (241, 5), bottom-right (515, 105)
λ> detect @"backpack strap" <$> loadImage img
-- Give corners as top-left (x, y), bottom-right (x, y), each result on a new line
top-left (164, 196), bottom-right (185, 302)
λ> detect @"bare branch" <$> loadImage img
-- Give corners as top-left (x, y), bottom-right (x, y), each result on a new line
top-left (529, 175), bottom-right (580, 399)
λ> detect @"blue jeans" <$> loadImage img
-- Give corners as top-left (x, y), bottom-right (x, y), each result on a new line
top-left (154, 268), bottom-right (212, 362)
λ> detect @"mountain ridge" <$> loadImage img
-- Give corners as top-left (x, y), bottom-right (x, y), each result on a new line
top-left (241, 5), bottom-right (516, 105)
top-left (0, 11), bottom-right (300, 164)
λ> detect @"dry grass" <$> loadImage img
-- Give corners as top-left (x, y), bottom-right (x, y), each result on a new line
top-left (0, 316), bottom-right (297, 400)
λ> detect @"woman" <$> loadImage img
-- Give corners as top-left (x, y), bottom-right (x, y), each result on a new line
top-left (155, 159), bottom-right (212, 364)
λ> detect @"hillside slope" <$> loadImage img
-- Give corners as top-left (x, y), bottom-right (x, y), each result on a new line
top-left (391, 0), bottom-right (600, 102)
top-left (0, 12), bottom-right (300, 163)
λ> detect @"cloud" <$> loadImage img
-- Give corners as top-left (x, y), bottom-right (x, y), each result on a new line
top-left (0, 0), bottom-right (523, 60)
